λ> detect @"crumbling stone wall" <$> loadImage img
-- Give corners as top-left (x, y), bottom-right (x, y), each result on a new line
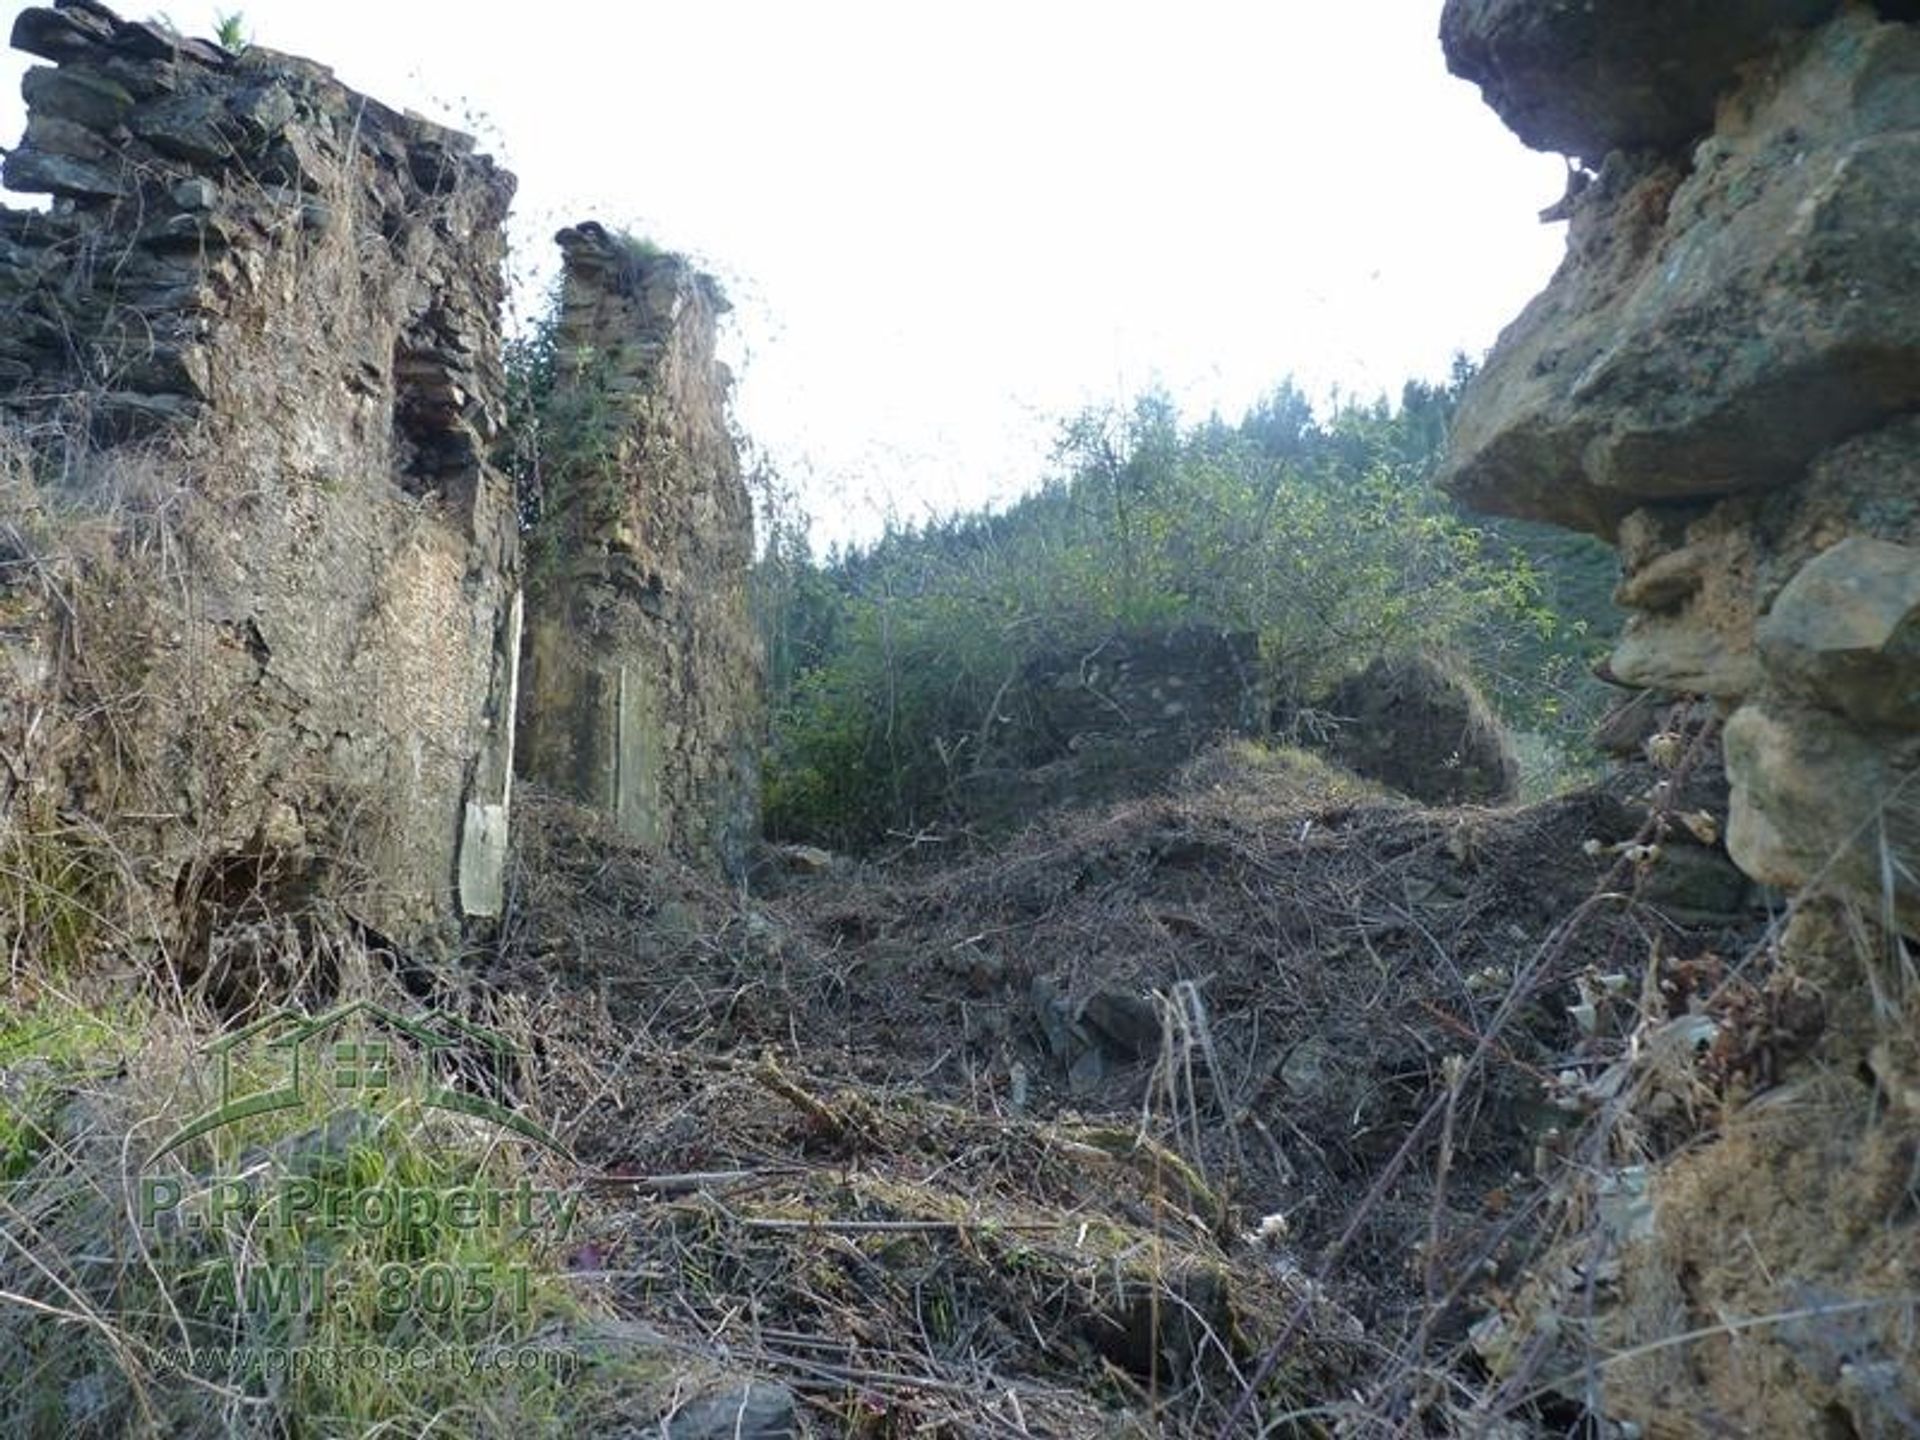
top-left (0, 0), bottom-right (522, 958)
top-left (1312, 653), bottom-right (1518, 806)
top-left (946, 626), bottom-right (1259, 831)
top-left (1016, 626), bottom-right (1259, 766)
top-left (951, 629), bottom-right (1522, 828)
top-left (515, 222), bottom-right (761, 877)
top-left (1441, 2), bottom-right (1920, 1432)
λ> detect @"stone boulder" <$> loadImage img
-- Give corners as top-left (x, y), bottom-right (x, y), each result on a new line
top-left (1755, 535), bottom-right (1920, 731)
top-left (1725, 698), bottom-right (1920, 934)
top-left (665, 1381), bottom-right (798, 1439)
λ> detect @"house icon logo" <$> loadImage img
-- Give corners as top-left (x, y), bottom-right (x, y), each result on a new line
top-left (151, 998), bottom-right (571, 1162)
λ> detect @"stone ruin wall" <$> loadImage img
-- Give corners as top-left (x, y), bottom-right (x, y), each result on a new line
top-left (0, 1), bottom-right (762, 968)
top-left (0, 0), bottom-right (522, 962)
top-left (1441, 2), bottom-right (1920, 1433)
top-left (515, 222), bottom-right (762, 878)
top-left (1442, 0), bottom-right (1920, 934)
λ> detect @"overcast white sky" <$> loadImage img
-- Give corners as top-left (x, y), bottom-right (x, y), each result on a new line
top-left (2, 2), bottom-right (1567, 544)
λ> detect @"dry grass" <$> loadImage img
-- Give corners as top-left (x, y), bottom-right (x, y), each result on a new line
top-left (5, 666), bottom-right (1904, 1436)
top-left (7, 261), bottom-right (1905, 1436)
top-left (494, 722), bottom-right (1781, 1435)
top-left (0, 909), bottom-right (781, 1438)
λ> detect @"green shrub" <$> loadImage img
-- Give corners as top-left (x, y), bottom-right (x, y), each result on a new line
top-left (0, 991), bottom-right (142, 1179)
top-left (760, 378), bottom-right (1569, 846)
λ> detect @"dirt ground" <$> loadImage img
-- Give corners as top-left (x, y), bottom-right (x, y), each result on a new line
top-left (489, 736), bottom-right (1771, 1436)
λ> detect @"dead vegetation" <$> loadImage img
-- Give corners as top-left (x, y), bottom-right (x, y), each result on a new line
top-left (11, 532), bottom-right (1896, 1438)
top-left (494, 726), bottom-right (1779, 1435)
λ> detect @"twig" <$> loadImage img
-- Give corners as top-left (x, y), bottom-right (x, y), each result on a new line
top-left (584, 1166), bottom-right (801, 1195)
top-left (752, 1055), bottom-right (881, 1146)
top-left (729, 1215), bottom-right (1061, 1236)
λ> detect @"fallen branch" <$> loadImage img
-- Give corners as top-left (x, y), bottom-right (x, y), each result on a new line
top-left (728, 1215), bottom-right (1062, 1236)
top-left (752, 1055), bottom-right (881, 1146)
top-left (584, 1167), bottom-right (802, 1195)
